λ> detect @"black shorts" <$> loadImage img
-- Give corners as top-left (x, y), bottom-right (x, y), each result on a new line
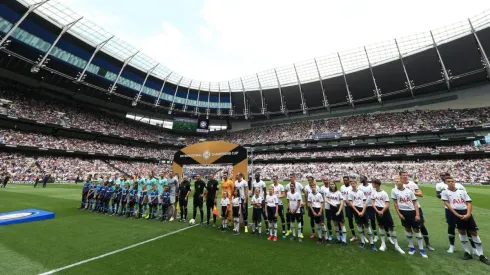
top-left (253, 208), bottom-right (263, 222)
top-left (232, 206), bottom-right (240, 218)
top-left (221, 206), bottom-right (228, 219)
top-left (206, 198), bottom-right (215, 208)
top-left (375, 207), bottom-right (394, 228)
top-left (291, 213), bottom-right (303, 223)
top-left (418, 207), bottom-right (425, 223)
top-left (366, 206), bottom-right (376, 221)
top-left (449, 209), bottom-right (479, 231)
top-left (330, 206), bottom-right (345, 222)
top-left (88, 193), bottom-right (94, 200)
top-left (267, 206), bottom-right (277, 222)
top-left (179, 199), bottom-right (188, 208)
top-left (312, 207), bottom-right (324, 224)
top-left (345, 205), bottom-right (354, 220)
top-left (354, 206), bottom-right (369, 225)
top-left (121, 197), bottom-right (127, 204)
top-left (278, 205), bottom-right (284, 217)
top-left (307, 207), bottom-right (313, 218)
top-left (399, 210), bottom-right (421, 229)
top-left (82, 192), bottom-right (88, 199)
top-left (194, 197), bottom-right (203, 208)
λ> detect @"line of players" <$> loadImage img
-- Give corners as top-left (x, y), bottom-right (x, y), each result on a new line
top-left (223, 172), bottom-right (489, 265)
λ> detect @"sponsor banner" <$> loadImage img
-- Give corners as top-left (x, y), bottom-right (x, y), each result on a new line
top-left (0, 209), bottom-right (55, 226)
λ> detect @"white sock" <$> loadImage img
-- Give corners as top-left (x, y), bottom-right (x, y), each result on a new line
top-left (459, 234), bottom-right (471, 254)
top-left (298, 223), bottom-right (302, 234)
top-left (358, 226), bottom-right (365, 244)
top-left (367, 226), bottom-right (374, 244)
top-left (390, 230), bottom-right (399, 247)
top-left (258, 223), bottom-right (262, 234)
top-left (274, 222), bottom-right (278, 237)
top-left (472, 235), bottom-right (483, 256)
top-left (341, 225), bottom-right (347, 243)
top-left (379, 229), bottom-right (386, 245)
top-left (405, 231), bottom-right (414, 248)
top-left (415, 232), bottom-right (424, 250)
top-left (269, 222), bottom-right (273, 235)
top-left (252, 223), bottom-right (256, 233)
top-left (317, 226), bottom-right (322, 238)
top-left (291, 224), bottom-right (296, 237)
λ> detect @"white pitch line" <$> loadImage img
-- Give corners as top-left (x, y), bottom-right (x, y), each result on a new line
top-left (38, 225), bottom-right (198, 275)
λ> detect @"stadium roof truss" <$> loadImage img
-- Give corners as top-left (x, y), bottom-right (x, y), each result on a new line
top-left (1, 0), bottom-right (490, 119)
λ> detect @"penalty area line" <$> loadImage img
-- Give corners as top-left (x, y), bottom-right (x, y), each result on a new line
top-left (38, 225), bottom-right (199, 275)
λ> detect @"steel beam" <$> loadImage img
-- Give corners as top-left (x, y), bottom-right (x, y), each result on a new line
top-left (155, 72), bottom-right (172, 106)
top-left (313, 58), bottom-right (330, 111)
top-left (469, 18), bottom-right (490, 79)
top-left (206, 83), bottom-right (211, 118)
top-left (337, 52), bottom-right (354, 108)
top-left (364, 46), bottom-right (382, 104)
top-left (273, 69), bottom-right (287, 114)
top-left (183, 80), bottom-right (194, 112)
top-left (293, 64), bottom-right (308, 114)
top-left (394, 39), bottom-right (414, 97)
top-left (134, 63), bottom-right (158, 104)
top-left (108, 51), bottom-right (139, 94)
top-left (430, 31), bottom-right (451, 91)
top-left (227, 81), bottom-right (234, 117)
top-left (194, 82), bottom-right (202, 116)
top-left (168, 76), bottom-right (183, 114)
top-left (31, 17), bottom-right (83, 74)
top-left (256, 74), bottom-right (267, 115)
top-left (75, 36), bottom-right (113, 83)
top-left (240, 78), bottom-right (249, 119)
top-left (0, 0), bottom-right (50, 48)
top-left (217, 83), bottom-right (222, 116)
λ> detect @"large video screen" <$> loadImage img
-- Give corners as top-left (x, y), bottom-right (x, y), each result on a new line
top-left (172, 117), bottom-right (198, 133)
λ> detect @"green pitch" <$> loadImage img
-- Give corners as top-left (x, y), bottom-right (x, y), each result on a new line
top-left (1, 183), bottom-right (490, 275)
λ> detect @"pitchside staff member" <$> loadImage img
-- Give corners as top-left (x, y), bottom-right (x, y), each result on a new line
top-left (204, 174), bottom-right (219, 226)
top-left (441, 176), bottom-right (490, 265)
top-left (193, 174), bottom-right (206, 224)
top-left (178, 176), bottom-right (191, 222)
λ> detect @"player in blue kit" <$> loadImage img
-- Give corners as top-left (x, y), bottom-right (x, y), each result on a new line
top-left (138, 185), bottom-right (148, 220)
top-left (95, 180), bottom-right (105, 213)
top-left (160, 186), bottom-right (171, 221)
top-left (121, 182), bottom-right (130, 217)
top-left (104, 181), bottom-right (114, 214)
top-left (128, 183), bottom-right (138, 218)
top-left (80, 174), bottom-right (92, 210)
top-left (148, 185), bottom-right (159, 220)
top-left (157, 173), bottom-right (167, 217)
top-left (112, 183), bottom-right (122, 216)
top-left (87, 176), bottom-right (97, 211)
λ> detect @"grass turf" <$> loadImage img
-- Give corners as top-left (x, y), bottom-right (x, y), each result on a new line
top-left (1, 182), bottom-right (490, 275)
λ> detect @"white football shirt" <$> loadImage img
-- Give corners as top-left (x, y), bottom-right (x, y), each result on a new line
top-left (340, 185), bottom-right (353, 202)
top-left (325, 189), bottom-right (343, 208)
top-left (232, 196), bottom-right (241, 207)
top-left (235, 179), bottom-right (248, 199)
top-left (441, 189), bottom-right (471, 210)
top-left (273, 183), bottom-right (285, 205)
top-left (308, 192), bottom-right (324, 208)
top-left (251, 195), bottom-right (263, 207)
top-left (285, 182), bottom-right (304, 193)
top-left (404, 181), bottom-right (422, 208)
top-left (221, 197), bottom-right (230, 207)
top-left (348, 189), bottom-right (366, 208)
top-left (436, 181), bottom-right (466, 209)
top-left (372, 190), bottom-right (390, 209)
top-left (287, 191), bottom-right (302, 213)
top-left (359, 183), bottom-right (374, 207)
top-left (266, 194), bottom-right (279, 207)
top-left (252, 180), bottom-right (266, 198)
top-left (319, 185), bottom-right (330, 209)
top-left (391, 188), bottom-right (417, 211)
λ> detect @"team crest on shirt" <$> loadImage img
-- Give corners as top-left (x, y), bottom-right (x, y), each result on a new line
top-left (203, 150), bottom-right (210, 160)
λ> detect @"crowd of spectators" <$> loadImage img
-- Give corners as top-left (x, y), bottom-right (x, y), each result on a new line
top-left (108, 160), bottom-right (171, 177)
top-left (0, 129), bottom-right (173, 159)
top-left (251, 159), bottom-right (490, 183)
top-left (2, 88), bottom-right (490, 146)
top-left (252, 144), bottom-right (486, 159)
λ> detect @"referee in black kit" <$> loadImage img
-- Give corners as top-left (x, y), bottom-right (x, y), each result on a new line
top-left (192, 174), bottom-right (206, 224)
top-left (205, 174), bottom-right (219, 227)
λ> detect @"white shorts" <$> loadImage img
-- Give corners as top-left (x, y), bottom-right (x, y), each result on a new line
top-left (170, 195), bottom-right (176, 204)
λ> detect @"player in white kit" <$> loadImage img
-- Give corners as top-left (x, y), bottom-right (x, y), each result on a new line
top-left (400, 171), bottom-right (435, 251)
top-left (308, 183), bottom-right (328, 244)
top-left (441, 176), bottom-right (490, 265)
top-left (252, 173), bottom-right (268, 233)
top-left (391, 178), bottom-right (427, 258)
top-left (265, 185), bottom-right (279, 242)
top-left (323, 179), bottom-right (347, 247)
top-left (371, 179), bottom-right (404, 254)
top-left (436, 172), bottom-right (476, 254)
top-left (235, 173), bottom-right (249, 233)
top-left (348, 179), bottom-right (376, 251)
top-left (359, 175), bottom-right (378, 243)
top-left (285, 174), bottom-right (304, 238)
top-left (272, 175), bottom-right (287, 238)
top-left (231, 189), bottom-right (241, 235)
top-left (251, 188), bottom-right (264, 237)
top-left (287, 183), bottom-right (303, 242)
top-left (341, 176), bottom-right (357, 241)
top-left (319, 178), bottom-right (335, 242)
top-left (304, 177), bottom-right (317, 239)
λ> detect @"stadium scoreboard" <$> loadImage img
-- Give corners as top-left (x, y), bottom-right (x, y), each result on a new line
top-left (173, 117), bottom-right (209, 133)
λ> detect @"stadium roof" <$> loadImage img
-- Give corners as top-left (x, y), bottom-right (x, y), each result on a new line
top-left (15, 0), bottom-right (490, 93)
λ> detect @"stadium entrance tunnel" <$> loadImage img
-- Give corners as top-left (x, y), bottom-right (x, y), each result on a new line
top-left (172, 141), bottom-right (248, 181)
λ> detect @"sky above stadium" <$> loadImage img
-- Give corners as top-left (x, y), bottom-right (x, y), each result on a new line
top-left (57, 0), bottom-right (489, 82)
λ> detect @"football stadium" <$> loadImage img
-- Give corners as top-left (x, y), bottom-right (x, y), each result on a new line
top-left (2, 0), bottom-right (490, 274)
